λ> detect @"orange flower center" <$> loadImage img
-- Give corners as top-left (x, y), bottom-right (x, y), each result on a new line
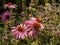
top-left (34, 22), bottom-right (40, 30)
top-left (8, 3), bottom-right (12, 5)
top-left (37, 17), bottom-right (41, 22)
top-left (6, 15), bottom-right (10, 19)
top-left (18, 26), bottom-right (23, 31)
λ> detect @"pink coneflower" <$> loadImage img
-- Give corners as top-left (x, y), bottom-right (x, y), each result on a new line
top-left (24, 17), bottom-right (44, 37)
top-left (11, 24), bottom-right (27, 39)
top-left (1, 11), bottom-right (12, 22)
top-left (30, 17), bottom-right (44, 29)
top-left (3, 2), bottom-right (17, 9)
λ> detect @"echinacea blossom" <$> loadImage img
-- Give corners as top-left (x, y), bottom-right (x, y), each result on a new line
top-left (3, 2), bottom-right (17, 9)
top-left (11, 24), bottom-right (27, 39)
top-left (1, 11), bottom-right (12, 22)
top-left (30, 17), bottom-right (44, 29)
top-left (24, 17), bottom-right (44, 37)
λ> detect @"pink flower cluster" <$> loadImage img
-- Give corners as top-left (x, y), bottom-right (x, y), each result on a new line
top-left (11, 17), bottom-right (44, 39)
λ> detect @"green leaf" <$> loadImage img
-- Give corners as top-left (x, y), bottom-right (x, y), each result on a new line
top-left (31, 42), bottom-right (38, 45)
top-left (0, 27), bottom-right (3, 31)
top-left (31, 39), bottom-right (39, 45)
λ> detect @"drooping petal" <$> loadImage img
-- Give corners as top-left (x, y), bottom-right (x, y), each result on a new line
top-left (21, 33), bottom-right (25, 39)
top-left (16, 34), bottom-right (19, 39)
top-left (28, 30), bottom-right (33, 37)
top-left (12, 30), bottom-right (19, 35)
top-left (18, 33), bottom-right (21, 39)
top-left (40, 23), bottom-right (44, 29)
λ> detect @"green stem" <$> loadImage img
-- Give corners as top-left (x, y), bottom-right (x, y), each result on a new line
top-left (4, 22), bottom-right (8, 45)
top-left (50, 30), bottom-right (55, 45)
top-left (9, 9), bottom-right (13, 13)
top-left (26, 37), bottom-right (31, 45)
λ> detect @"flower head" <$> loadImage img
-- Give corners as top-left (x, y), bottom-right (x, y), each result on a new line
top-left (1, 11), bottom-right (12, 22)
top-left (11, 24), bottom-right (27, 39)
top-left (3, 2), bottom-right (17, 9)
top-left (30, 17), bottom-right (44, 29)
top-left (24, 17), bottom-right (44, 37)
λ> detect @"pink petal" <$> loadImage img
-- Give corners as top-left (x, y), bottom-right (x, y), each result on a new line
top-left (11, 29), bottom-right (16, 33)
top-left (28, 30), bottom-right (33, 37)
top-left (8, 4), bottom-right (17, 8)
top-left (4, 4), bottom-right (8, 8)
top-left (16, 34), bottom-right (19, 39)
top-left (24, 31), bottom-right (27, 36)
top-left (12, 30), bottom-right (19, 35)
top-left (40, 23), bottom-right (44, 29)
top-left (21, 33), bottom-right (25, 39)
top-left (18, 33), bottom-right (21, 39)
top-left (30, 17), bottom-right (37, 21)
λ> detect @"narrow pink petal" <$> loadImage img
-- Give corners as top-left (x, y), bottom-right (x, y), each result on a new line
top-left (8, 4), bottom-right (17, 8)
top-left (12, 31), bottom-right (19, 35)
top-left (23, 31), bottom-right (27, 36)
top-left (16, 33), bottom-right (19, 39)
top-left (21, 33), bottom-right (25, 39)
top-left (4, 4), bottom-right (8, 8)
top-left (33, 30), bottom-right (38, 37)
top-left (18, 33), bottom-right (21, 39)
top-left (11, 29), bottom-right (16, 33)
top-left (28, 30), bottom-right (33, 37)
top-left (9, 5), bottom-right (16, 8)
top-left (30, 17), bottom-right (37, 21)
top-left (11, 27), bottom-right (17, 29)
top-left (40, 23), bottom-right (44, 29)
